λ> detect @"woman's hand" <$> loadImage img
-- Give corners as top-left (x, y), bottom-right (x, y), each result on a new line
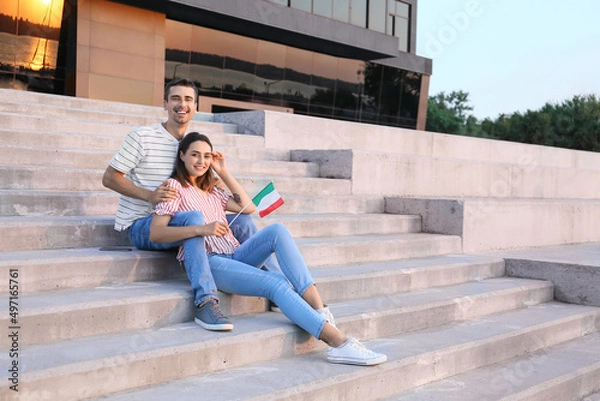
top-left (210, 151), bottom-right (227, 177)
top-left (204, 221), bottom-right (230, 237)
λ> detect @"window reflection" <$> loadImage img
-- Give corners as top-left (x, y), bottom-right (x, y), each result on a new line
top-left (269, 0), bottom-right (289, 6)
top-left (309, 53), bottom-right (338, 117)
top-left (189, 25), bottom-right (225, 97)
top-left (0, 0), bottom-right (67, 93)
top-left (281, 47), bottom-right (313, 113)
top-left (313, 0), bottom-right (333, 18)
top-left (165, 20), bottom-right (192, 82)
top-left (290, 0), bottom-right (311, 13)
top-left (335, 58), bottom-right (364, 121)
top-left (267, 0), bottom-right (411, 47)
top-left (332, 0), bottom-right (350, 23)
top-left (350, 0), bottom-right (368, 27)
top-left (222, 32), bottom-right (257, 101)
top-left (390, 1), bottom-right (410, 52)
top-left (254, 41), bottom-right (286, 104)
top-left (368, 0), bottom-right (386, 33)
top-left (165, 21), bottom-right (420, 129)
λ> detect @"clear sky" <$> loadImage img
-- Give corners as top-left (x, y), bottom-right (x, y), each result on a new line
top-left (416, 0), bottom-right (600, 120)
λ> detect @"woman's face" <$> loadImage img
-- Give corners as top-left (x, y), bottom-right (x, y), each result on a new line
top-left (180, 140), bottom-right (213, 178)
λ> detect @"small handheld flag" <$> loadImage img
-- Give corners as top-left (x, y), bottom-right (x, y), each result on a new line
top-left (252, 182), bottom-right (284, 218)
top-left (228, 182), bottom-right (284, 226)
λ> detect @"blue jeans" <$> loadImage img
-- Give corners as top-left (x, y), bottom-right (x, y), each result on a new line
top-left (208, 223), bottom-right (326, 339)
top-left (129, 212), bottom-right (277, 307)
top-left (226, 215), bottom-right (280, 274)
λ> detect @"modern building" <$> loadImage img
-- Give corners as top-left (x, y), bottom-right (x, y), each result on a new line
top-left (0, 0), bottom-right (432, 129)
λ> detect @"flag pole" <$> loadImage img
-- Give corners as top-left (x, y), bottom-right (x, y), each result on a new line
top-left (227, 200), bottom-right (253, 226)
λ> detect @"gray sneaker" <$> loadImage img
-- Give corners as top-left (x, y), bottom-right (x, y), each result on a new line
top-left (195, 299), bottom-right (233, 331)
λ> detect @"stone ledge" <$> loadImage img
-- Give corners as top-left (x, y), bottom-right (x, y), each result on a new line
top-left (505, 258), bottom-right (600, 307)
top-left (385, 198), bottom-right (600, 252)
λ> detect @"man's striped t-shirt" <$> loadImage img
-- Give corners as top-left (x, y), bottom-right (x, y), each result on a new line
top-left (109, 123), bottom-right (179, 231)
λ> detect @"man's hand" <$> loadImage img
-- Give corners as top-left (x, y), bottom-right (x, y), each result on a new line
top-left (149, 182), bottom-right (179, 204)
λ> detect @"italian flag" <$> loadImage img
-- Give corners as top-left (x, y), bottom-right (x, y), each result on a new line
top-left (252, 182), bottom-right (284, 218)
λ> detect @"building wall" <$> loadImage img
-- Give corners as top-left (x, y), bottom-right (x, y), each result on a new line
top-left (72, 0), bottom-right (429, 126)
top-left (76, 0), bottom-right (165, 106)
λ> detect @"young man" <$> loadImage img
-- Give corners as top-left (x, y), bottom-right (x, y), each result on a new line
top-left (103, 78), bottom-right (272, 331)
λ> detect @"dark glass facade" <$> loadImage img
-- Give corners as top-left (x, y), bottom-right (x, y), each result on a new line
top-left (166, 22), bottom-right (421, 129)
top-left (0, 0), bottom-right (75, 95)
top-left (268, 0), bottom-right (410, 52)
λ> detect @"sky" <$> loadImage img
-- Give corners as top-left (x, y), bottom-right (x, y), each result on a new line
top-left (416, 0), bottom-right (600, 120)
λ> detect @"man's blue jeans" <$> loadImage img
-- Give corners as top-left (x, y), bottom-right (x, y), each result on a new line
top-left (208, 223), bottom-right (326, 339)
top-left (128, 212), bottom-right (278, 307)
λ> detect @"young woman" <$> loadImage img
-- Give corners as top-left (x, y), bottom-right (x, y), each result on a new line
top-left (150, 132), bottom-right (386, 366)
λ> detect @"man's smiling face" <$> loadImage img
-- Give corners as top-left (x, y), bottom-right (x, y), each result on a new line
top-left (164, 85), bottom-right (197, 127)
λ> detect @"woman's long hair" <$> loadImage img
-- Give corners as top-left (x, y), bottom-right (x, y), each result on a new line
top-left (171, 132), bottom-right (217, 192)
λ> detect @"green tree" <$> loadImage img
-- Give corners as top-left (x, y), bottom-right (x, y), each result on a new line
top-left (426, 91), bottom-right (470, 134)
top-left (425, 91), bottom-right (600, 152)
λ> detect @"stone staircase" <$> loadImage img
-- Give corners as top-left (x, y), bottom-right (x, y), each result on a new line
top-left (0, 89), bottom-right (598, 400)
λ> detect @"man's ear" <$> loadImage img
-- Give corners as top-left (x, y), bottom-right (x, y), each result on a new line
top-left (163, 100), bottom-right (168, 110)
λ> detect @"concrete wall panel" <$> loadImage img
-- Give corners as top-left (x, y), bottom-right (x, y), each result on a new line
top-left (77, 0), bottom-right (165, 106)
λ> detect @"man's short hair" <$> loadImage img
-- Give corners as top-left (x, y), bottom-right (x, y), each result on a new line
top-left (164, 78), bottom-right (198, 102)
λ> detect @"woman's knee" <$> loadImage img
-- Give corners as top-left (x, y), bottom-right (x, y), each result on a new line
top-left (228, 214), bottom-right (258, 242)
top-left (176, 210), bottom-right (205, 226)
top-left (264, 223), bottom-right (290, 239)
top-left (265, 272), bottom-right (293, 298)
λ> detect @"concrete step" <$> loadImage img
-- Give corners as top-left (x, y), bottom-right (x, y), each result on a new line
top-left (0, 134), bottom-right (290, 165)
top-left (0, 248), bottom-right (182, 294)
top-left (294, 233), bottom-right (461, 267)
top-left (11, 302), bottom-right (596, 401)
top-left (0, 160), bottom-right (320, 191)
top-left (0, 189), bottom-right (118, 217)
top-left (0, 89), bottom-right (217, 122)
top-left (0, 88), bottom-right (170, 116)
top-left (0, 213), bottom-right (422, 252)
top-left (0, 111), bottom-right (238, 136)
top-left (255, 213), bottom-right (422, 238)
top-left (0, 190), bottom-right (385, 217)
top-left (0, 230), bottom-right (461, 295)
top-left (310, 254), bottom-right (505, 303)
top-left (383, 331), bottom-right (600, 401)
top-left (356, 150), bottom-right (600, 200)
top-left (0, 216), bottom-right (127, 251)
top-left (387, 197), bottom-right (600, 252)
top-left (234, 176), bottom-right (352, 197)
top-left (0, 101), bottom-right (176, 126)
top-left (255, 109), bottom-right (600, 171)
top-left (490, 242), bottom-right (600, 307)
top-left (0, 276), bottom-right (551, 348)
top-left (0, 249), bottom-right (501, 296)
top-left (0, 128), bottom-right (125, 151)
top-left (0, 126), bottom-right (270, 150)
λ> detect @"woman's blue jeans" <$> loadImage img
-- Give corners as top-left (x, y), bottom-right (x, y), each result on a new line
top-left (208, 223), bottom-right (326, 339)
top-left (128, 212), bottom-right (279, 307)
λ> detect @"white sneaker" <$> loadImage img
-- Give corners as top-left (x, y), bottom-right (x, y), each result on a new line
top-left (327, 338), bottom-right (387, 366)
top-left (316, 305), bottom-right (336, 327)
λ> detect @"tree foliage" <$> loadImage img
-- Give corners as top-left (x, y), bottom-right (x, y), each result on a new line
top-left (425, 91), bottom-right (600, 152)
